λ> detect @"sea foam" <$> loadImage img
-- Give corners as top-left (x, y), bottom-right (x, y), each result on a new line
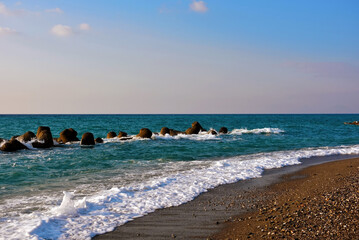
top-left (1, 144), bottom-right (359, 239)
top-left (231, 128), bottom-right (284, 135)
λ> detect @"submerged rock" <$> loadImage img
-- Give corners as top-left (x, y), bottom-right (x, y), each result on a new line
top-left (169, 129), bottom-right (184, 136)
top-left (118, 131), bottom-right (128, 138)
top-left (0, 139), bottom-right (28, 152)
top-left (219, 127), bottom-right (228, 134)
top-left (81, 132), bottom-right (95, 145)
top-left (58, 128), bottom-right (79, 143)
top-left (107, 132), bottom-right (117, 139)
top-left (208, 129), bottom-right (218, 135)
top-left (32, 126), bottom-right (54, 148)
top-left (95, 137), bottom-right (103, 143)
top-left (344, 121), bottom-right (359, 125)
top-left (137, 128), bottom-right (152, 138)
top-left (185, 121), bottom-right (206, 135)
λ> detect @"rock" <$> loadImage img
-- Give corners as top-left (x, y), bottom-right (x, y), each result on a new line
top-left (119, 137), bottom-right (133, 141)
top-left (81, 132), bottom-right (95, 145)
top-left (185, 127), bottom-right (198, 135)
top-left (118, 131), bottom-right (128, 138)
top-left (58, 128), bottom-right (79, 143)
top-left (0, 139), bottom-right (28, 152)
top-left (18, 131), bottom-right (36, 142)
top-left (33, 126), bottom-right (54, 148)
top-left (169, 129), bottom-right (184, 136)
top-left (0, 138), bottom-right (4, 144)
top-left (137, 128), bottom-right (152, 138)
top-left (95, 137), bottom-right (103, 143)
top-left (185, 121), bottom-right (206, 135)
top-left (160, 127), bottom-right (170, 135)
top-left (219, 127), bottom-right (228, 134)
top-left (208, 129), bottom-right (218, 135)
top-left (344, 121), bottom-right (359, 125)
top-left (36, 126), bottom-right (51, 136)
top-left (10, 135), bottom-right (20, 141)
top-left (193, 121), bottom-right (206, 131)
top-left (169, 129), bottom-right (178, 136)
top-left (107, 132), bottom-right (117, 139)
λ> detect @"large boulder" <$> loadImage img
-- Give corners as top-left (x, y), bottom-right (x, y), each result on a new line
top-left (160, 127), bottom-right (170, 135)
top-left (81, 132), bottom-right (95, 146)
top-left (18, 131), bottom-right (36, 142)
top-left (1, 139), bottom-right (28, 152)
top-left (137, 128), bottom-right (152, 138)
top-left (107, 132), bottom-right (117, 139)
top-left (36, 126), bottom-right (51, 136)
top-left (32, 126), bottom-right (54, 148)
top-left (118, 131), bottom-right (128, 138)
top-left (58, 128), bottom-right (79, 143)
top-left (219, 127), bottom-right (228, 134)
top-left (95, 137), bottom-right (104, 143)
top-left (185, 121), bottom-right (206, 135)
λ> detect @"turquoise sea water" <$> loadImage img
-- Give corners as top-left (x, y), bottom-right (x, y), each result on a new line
top-left (1, 114), bottom-right (359, 239)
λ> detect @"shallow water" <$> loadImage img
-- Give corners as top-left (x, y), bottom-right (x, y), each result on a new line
top-left (0, 114), bottom-right (358, 239)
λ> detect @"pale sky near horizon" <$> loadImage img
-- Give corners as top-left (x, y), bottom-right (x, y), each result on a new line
top-left (0, 0), bottom-right (358, 114)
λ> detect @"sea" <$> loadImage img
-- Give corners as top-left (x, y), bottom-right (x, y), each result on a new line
top-left (0, 114), bottom-right (359, 239)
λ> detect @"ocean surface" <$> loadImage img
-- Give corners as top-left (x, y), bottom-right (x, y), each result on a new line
top-left (1, 114), bottom-right (359, 239)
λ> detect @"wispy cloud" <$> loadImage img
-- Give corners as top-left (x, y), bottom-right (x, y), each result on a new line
top-left (79, 23), bottom-right (90, 31)
top-left (45, 8), bottom-right (63, 14)
top-left (190, 0), bottom-right (208, 13)
top-left (51, 24), bottom-right (72, 37)
top-left (285, 61), bottom-right (359, 80)
top-left (0, 2), bottom-right (35, 16)
top-left (0, 26), bottom-right (17, 35)
top-left (0, 2), bottom-right (10, 15)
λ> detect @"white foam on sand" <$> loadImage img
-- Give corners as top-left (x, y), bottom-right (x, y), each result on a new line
top-left (1, 144), bottom-right (359, 240)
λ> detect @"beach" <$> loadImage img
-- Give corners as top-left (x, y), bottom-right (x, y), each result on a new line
top-left (1, 114), bottom-right (359, 239)
top-left (94, 155), bottom-right (359, 239)
top-left (1, 0), bottom-right (358, 239)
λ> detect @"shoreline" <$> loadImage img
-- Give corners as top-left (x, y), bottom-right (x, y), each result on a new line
top-left (212, 156), bottom-right (359, 239)
top-left (93, 154), bottom-right (359, 239)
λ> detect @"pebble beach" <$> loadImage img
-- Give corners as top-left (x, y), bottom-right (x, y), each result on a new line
top-left (213, 157), bottom-right (359, 240)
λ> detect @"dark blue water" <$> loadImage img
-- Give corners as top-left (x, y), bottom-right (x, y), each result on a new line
top-left (1, 114), bottom-right (359, 239)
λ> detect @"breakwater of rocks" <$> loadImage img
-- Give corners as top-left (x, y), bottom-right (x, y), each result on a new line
top-left (0, 121), bottom-right (228, 152)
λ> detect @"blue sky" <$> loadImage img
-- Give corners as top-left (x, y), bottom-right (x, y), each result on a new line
top-left (0, 0), bottom-right (358, 113)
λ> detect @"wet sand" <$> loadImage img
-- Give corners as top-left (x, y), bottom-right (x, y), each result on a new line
top-left (94, 155), bottom-right (359, 240)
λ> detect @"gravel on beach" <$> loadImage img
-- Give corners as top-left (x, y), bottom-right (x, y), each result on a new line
top-left (212, 158), bottom-right (359, 240)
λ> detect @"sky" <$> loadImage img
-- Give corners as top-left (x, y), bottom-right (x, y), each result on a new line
top-left (0, 0), bottom-right (358, 114)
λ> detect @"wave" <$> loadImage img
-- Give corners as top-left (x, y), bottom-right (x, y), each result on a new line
top-left (0, 127), bottom-right (283, 152)
top-left (103, 127), bottom-right (284, 143)
top-left (230, 128), bottom-right (284, 135)
top-left (1, 144), bottom-right (359, 239)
